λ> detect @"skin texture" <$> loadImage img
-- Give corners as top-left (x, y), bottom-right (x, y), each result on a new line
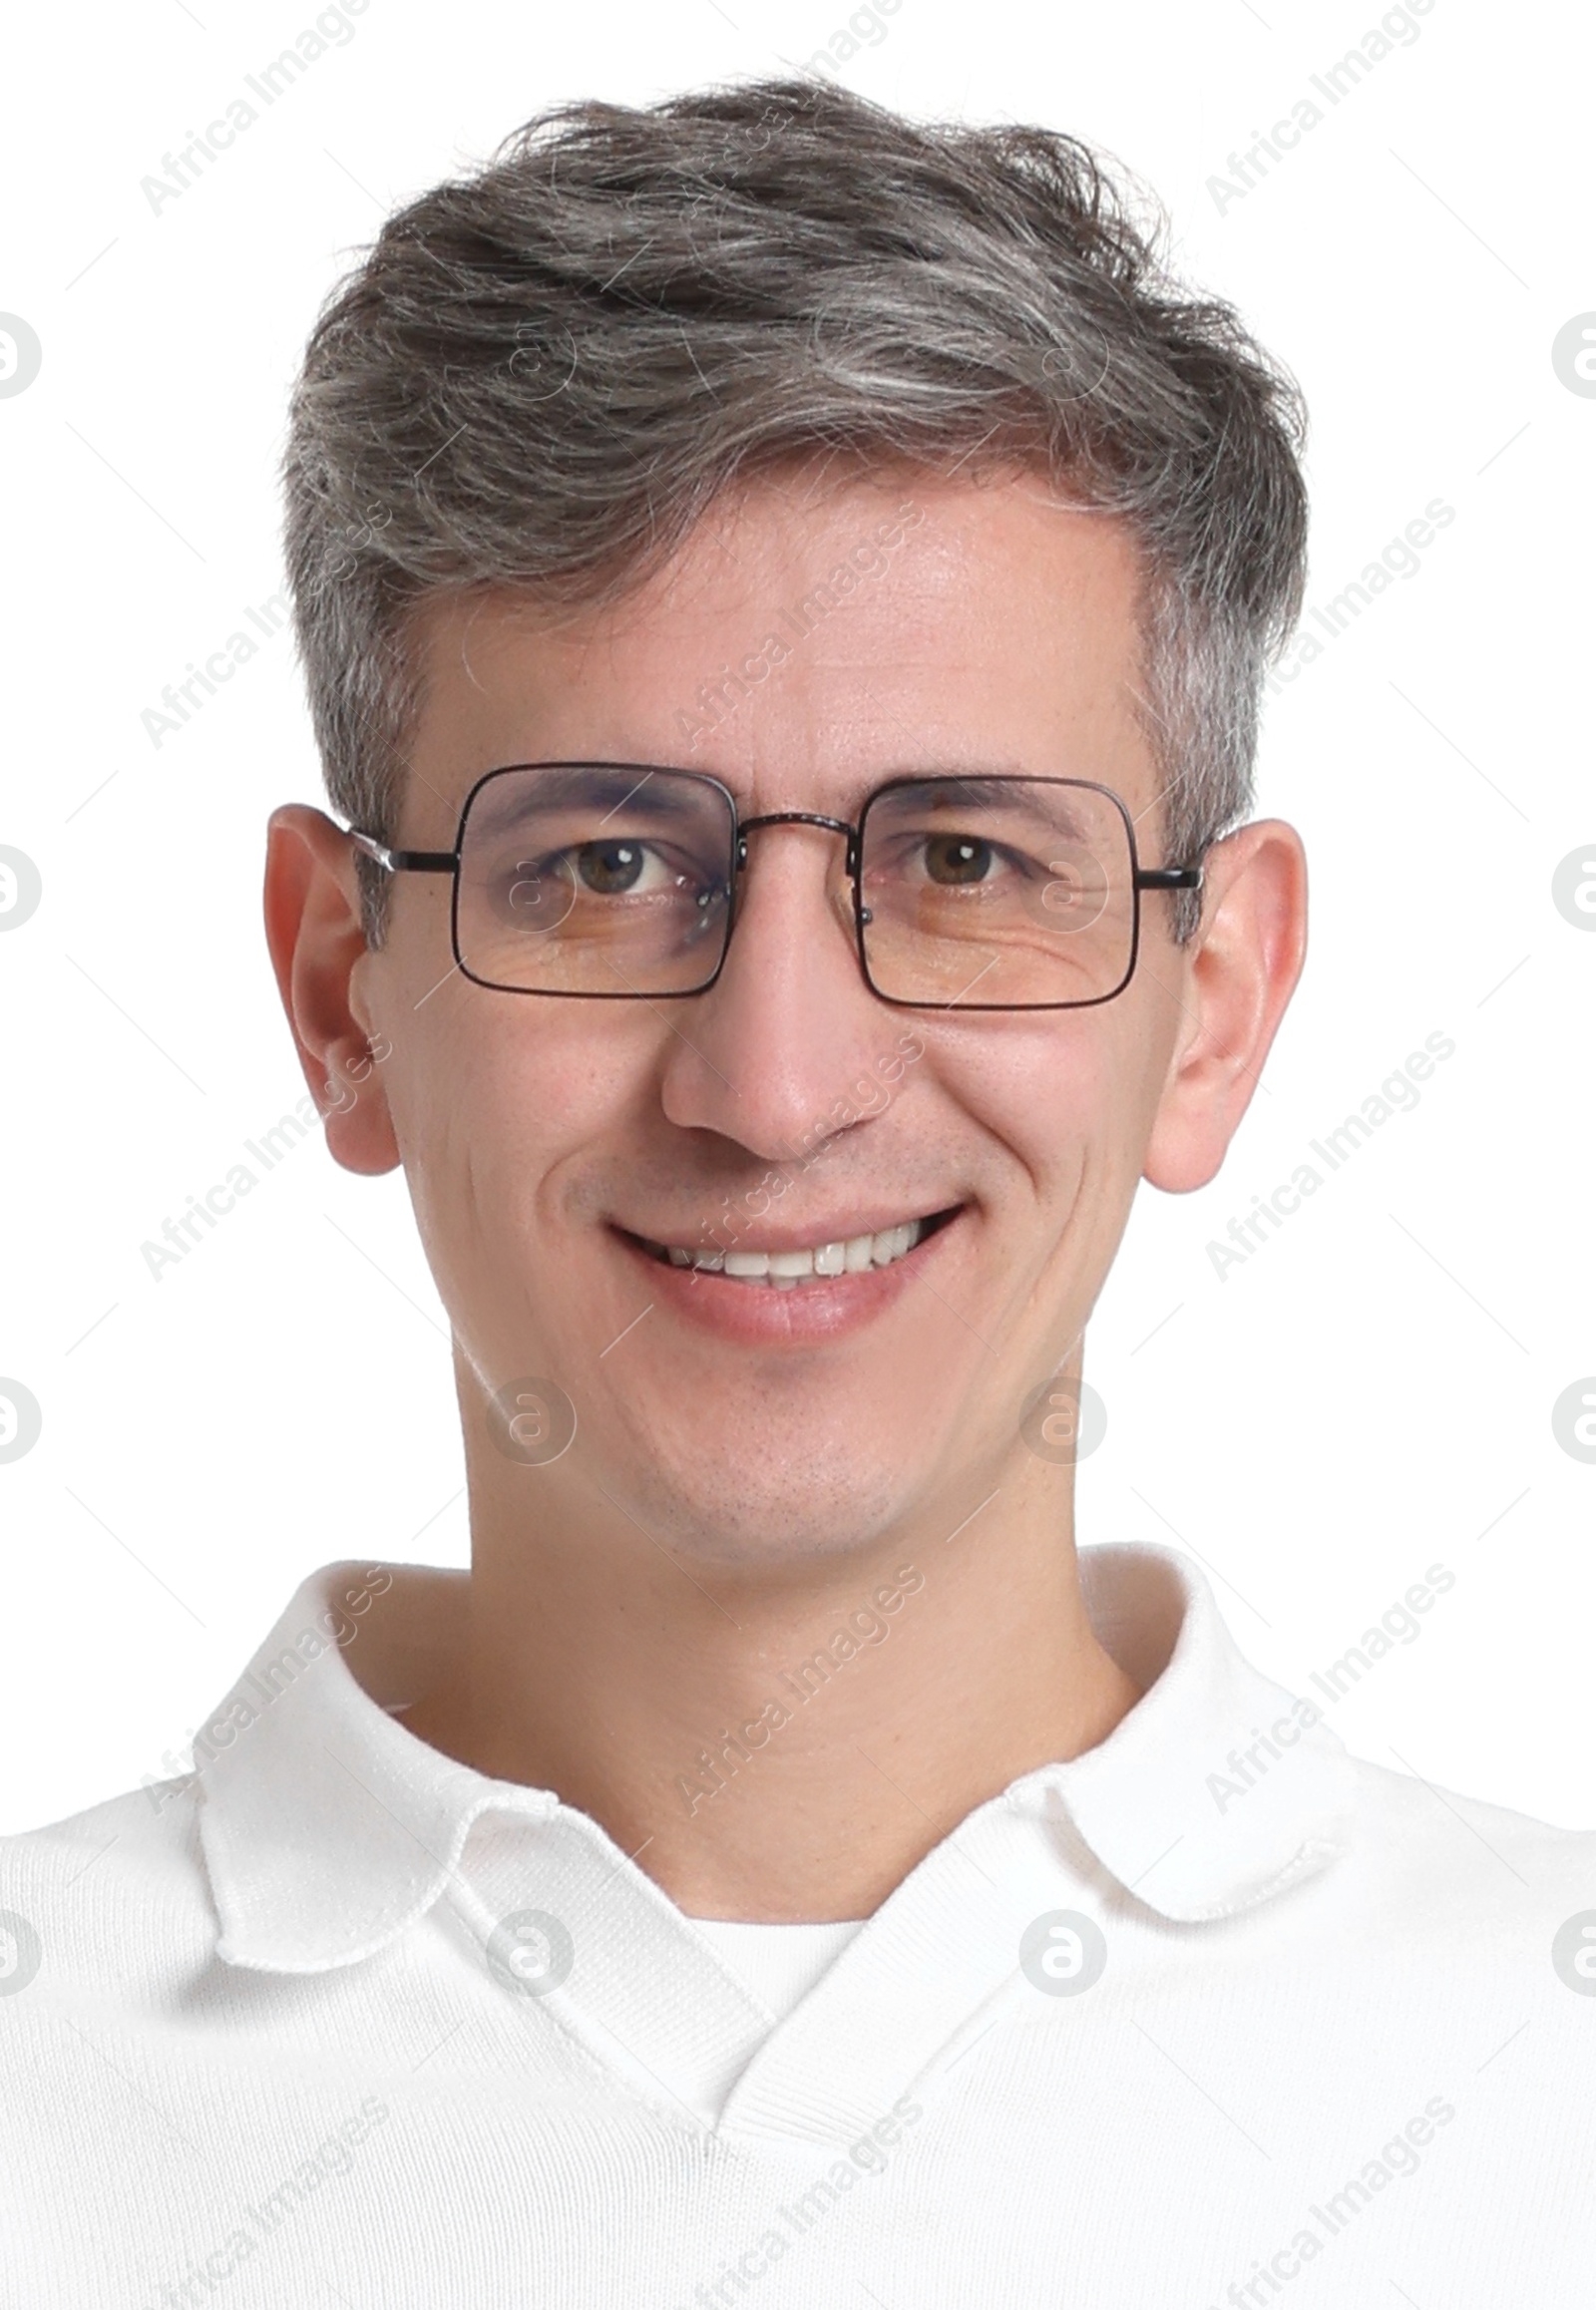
top-left (263, 461), bottom-right (1307, 1921)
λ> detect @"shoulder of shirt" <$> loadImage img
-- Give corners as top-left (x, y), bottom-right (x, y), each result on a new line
top-left (1, 1777), bottom-right (217, 1986)
top-left (1333, 1745), bottom-right (1596, 1913)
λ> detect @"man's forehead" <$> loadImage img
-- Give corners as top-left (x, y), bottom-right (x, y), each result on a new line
top-left (418, 469), bottom-right (1143, 642)
top-left (403, 470), bottom-right (1156, 821)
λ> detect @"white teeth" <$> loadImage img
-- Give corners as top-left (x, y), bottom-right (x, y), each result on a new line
top-left (661, 1218), bottom-right (931, 1284)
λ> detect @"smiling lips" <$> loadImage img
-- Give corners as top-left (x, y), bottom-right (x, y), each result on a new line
top-left (630, 1210), bottom-right (956, 1287)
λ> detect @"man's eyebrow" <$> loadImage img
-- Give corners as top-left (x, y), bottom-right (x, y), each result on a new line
top-left (466, 766), bottom-right (1101, 831)
top-left (468, 765), bottom-right (711, 821)
top-left (880, 774), bottom-right (1026, 806)
top-left (872, 774), bottom-right (1097, 823)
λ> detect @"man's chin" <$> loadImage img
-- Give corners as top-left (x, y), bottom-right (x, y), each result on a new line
top-left (611, 1446), bottom-right (917, 1575)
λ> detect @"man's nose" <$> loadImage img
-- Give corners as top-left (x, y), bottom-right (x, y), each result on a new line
top-left (657, 821), bottom-right (895, 1163)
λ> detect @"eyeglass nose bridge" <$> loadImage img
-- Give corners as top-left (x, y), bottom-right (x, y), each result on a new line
top-left (734, 810), bottom-right (860, 877)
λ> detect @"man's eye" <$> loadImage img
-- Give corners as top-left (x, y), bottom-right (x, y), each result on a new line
top-left (572, 839), bottom-right (648, 894)
top-left (921, 833), bottom-right (997, 886)
top-left (500, 841), bottom-right (658, 904)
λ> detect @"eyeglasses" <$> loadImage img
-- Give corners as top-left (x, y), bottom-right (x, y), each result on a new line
top-left (348, 762), bottom-right (1202, 1011)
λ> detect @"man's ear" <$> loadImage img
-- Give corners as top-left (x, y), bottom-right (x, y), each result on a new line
top-left (262, 804), bottom-right (402, 1177)
top-left (1141, 819), bottom-right (1308, 1193)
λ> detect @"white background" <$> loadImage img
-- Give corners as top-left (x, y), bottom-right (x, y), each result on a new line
top-left (1, 0), bottom-right (1591, 1834)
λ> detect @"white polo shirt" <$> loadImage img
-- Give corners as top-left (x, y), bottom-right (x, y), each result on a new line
top-left (4, 1542), bottom-right (1593, 2308)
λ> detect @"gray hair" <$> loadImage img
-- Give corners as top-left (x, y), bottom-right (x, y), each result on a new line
top-left (283, 75), bottom-right (1309, 943)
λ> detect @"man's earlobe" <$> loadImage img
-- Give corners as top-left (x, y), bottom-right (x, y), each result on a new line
top-left (322, 1048), bottom-right (403, 1176)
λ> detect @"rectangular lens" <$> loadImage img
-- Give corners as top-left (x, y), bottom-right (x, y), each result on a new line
top-left (456, 765), bottom-right (734, 994)
top-left (859, 778), bottom-right (1135, 1006)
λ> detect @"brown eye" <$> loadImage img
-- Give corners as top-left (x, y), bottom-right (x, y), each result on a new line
top-left (924, 833), bottom-right (993, 885)
top-left (575, 840), bottom-right (645, 894)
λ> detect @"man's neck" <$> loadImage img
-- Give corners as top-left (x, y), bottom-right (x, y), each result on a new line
top-left (396, 1464), bottom-right (1141, 1924)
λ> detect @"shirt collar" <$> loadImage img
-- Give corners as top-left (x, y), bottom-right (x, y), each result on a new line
top-left (1018, 1542), bottom-right (1353, 1920)
top-left (197, 1543), bottom-right (1353, 1973)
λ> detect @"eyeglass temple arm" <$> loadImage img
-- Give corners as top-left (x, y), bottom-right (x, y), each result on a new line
top-left (1134, 866), bottom-right (1203, 891)
top-left (348, 830), bottom-right (457, 875)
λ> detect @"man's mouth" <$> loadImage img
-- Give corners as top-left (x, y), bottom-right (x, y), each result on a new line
top-left (621, 1206), bottom-right (963, 1288)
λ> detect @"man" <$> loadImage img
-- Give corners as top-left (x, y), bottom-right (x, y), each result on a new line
top-left (4, 75), bottom-right (1591, 2310)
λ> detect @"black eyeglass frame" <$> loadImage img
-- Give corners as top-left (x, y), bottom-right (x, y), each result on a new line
top-left (347, 761), bottom-right (1204, 1012)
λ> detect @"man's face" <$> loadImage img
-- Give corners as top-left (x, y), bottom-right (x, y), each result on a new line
top-left (354, 468), bottom-right (1197, 1563)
